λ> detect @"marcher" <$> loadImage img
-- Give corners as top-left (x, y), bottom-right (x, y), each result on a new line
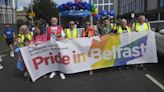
top-left (16, 25), bottom-right (33, 81)
top-left (116, 18), bottom-right (131, 71)
top-left (3, 23), bottom-right (16, 57)
top-left (117, 18), bottom-right (131, 33)
top-left (32, 24), bottom-right (47, 44)
top-left (17, 25), bottom-right (33, 47)
top-left (82, 21), bottom-right (95, 37)
top-left (47, 17), bottom-right (66, 79)
top-left (99, 18), bottom-right (114, 35)
top-left (133, 15), bottom-right (150, 70)
top-left (65, 21), bottom-right (79, 39)
top-left (82, 21), bottom-right (95, 75)
top-left (133, 15), bottom-right (150, 32)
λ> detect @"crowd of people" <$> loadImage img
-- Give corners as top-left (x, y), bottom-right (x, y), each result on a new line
top-left (1, 14), bottom-right (150, 81)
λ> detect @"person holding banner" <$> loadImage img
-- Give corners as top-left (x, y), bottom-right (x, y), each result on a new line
top-left (98, 18), bottom-right (114, 35)
top-left (116, 19), bottom-right (132, 70)
top-left (82, 21), bottom-right (95, 38)
top-left (47, 17), bottom-right (66, 79)
top-left (32, 24), bottom-right (47, 44)
top-left (133, 15), bottom-right (150, 32)
top-left (47, 17), bottom-right (65, 41)
top-left (133, 15), bottom-right (150, 70)
top-left (117, 19), bottom-right (131, 33)
top-left (17, 25), bottom-right (33, 47)
top-left (65, 21), bottom-right (79, 39)
top-left (16, 25), bottom-right (33, 81)
top-left (82, 21), bottom-right (95, 75)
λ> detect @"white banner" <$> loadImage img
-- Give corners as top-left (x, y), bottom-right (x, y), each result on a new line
top-left (20, 31), bottom-right (158, 82)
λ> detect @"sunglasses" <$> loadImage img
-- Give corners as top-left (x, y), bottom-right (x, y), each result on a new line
top-left (69, 23), bottom-right (74, 25)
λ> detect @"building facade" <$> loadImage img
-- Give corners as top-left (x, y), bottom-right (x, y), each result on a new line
top-left (117, 0), bottom-right (164, 21)
top-left (17, 10), bottom-right (28, 22)
top-left (89, 0), bottom-right (114, 14)
top-left (0, 0), bottom-right (16, 25)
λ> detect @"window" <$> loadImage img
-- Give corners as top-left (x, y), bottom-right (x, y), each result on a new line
top-left (141, 0), bottom-right (145, 11)
top-left (98, 6), bottom-right (103, 14)
top-left (125, 2), bottom-right (129, 13)
top-left (98, 0), bottom-right (103, 4)
top-left (93, 0), bottom-right (97, 4)
top-left (135, 0), bottom-right (140, 13)
top-left (160, 0), bottom-right (164, 7)
top-left (104, 5), bottom-right (109, 12)
top-left (104, 0), bottom-right (109, 3)
top-left (110, 5), bottom-right (114, 11)
top-left (110, 0), bottom-right (114, 3)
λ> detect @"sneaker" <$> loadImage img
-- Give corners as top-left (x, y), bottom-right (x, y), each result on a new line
top-left (89, 70), bottom-right (93, 75)
top-left (10, 51), bottom-right (15, 57)
top-left (0, 64), bottom-right (3, 70)
top-left (59, 73), bottom-right (66, 79)
top-left (24, 72), bottom-right (28, 77)
top-left (49, 72), bottom-right (56, 78)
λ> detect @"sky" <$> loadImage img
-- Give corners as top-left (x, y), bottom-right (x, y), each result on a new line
top-left (17, 0), bottom-right (89, 10)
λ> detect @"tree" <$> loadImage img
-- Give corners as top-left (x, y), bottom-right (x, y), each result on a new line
top-left (27, 0), bottom-right (59, 22)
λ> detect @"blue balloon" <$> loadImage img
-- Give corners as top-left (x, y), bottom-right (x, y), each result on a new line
top-left (110, 10), bottom-right (115, 16)
top-left (101, 10), bottom-right (107, 16)
top-left (67, 2), bottom-right (73, 6)
top-left (87, 3), bottom-right (92, 11)
top-left (58, 5), bottom-right (62, 11)
top-left (94, 14), bottom-right (100, 20)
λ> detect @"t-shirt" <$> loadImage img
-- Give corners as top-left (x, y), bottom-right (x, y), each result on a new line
top-left (32, 33), bottom-right (47, 44)
top-left (50, 26), bottom-right (65, 40)
top-left (3, 27), bottom-right (14, 39)
top-left (140, 24), bottom-right (145, 32)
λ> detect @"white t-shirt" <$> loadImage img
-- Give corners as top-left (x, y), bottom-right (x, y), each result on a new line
top-left (140, 24), bottom-right (145, 32)
top-left (50, 26), bottom-right (65, 40)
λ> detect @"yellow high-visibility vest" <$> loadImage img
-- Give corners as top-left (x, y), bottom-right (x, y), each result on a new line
top-left (117, 26), bottom-right (131, 33)
top-left (111, 23), bottom-right (117, 30)
top-left (135, 23), bottom-right (149, 32)
top-left (65, 28), bottom-right (78, 39)
top-left (18, 33), bottom-right (33, 47)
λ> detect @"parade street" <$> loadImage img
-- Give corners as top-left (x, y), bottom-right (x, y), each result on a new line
top-left (0, 0), bottom-right (164, 92)
top-left (0, 41), bottom-right (163, 92)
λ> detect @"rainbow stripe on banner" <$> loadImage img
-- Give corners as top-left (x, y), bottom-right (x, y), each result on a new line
top-left (20, 31), bottom-right (158, 82)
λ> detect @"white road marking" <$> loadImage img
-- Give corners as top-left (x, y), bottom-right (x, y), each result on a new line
top-left (145, 74), bottom-right (164, 91)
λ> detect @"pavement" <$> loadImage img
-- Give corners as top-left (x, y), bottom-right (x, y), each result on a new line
top-left (0, 40), bottom-right (164, 92)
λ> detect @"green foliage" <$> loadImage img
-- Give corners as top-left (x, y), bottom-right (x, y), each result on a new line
top-left (27, 0), bottom-right (59, 21)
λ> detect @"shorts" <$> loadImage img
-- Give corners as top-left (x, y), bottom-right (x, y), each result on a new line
top-left (6, 38), bottom-right (14, 45)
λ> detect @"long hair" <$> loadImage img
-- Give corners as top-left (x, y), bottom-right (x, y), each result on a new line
top-left (19, 25), bottom-right (30, 34)
top-left (33, 24), bottom-right (44, 40)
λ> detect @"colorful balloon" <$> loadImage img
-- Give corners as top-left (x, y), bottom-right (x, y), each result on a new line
top-left (101, 10), bottom-right (107, 16)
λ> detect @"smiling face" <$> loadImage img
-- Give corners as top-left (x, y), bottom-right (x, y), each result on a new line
top-left (103, 19), bottom-right (110, 27)
top-left (51, 17), bottom-right (58, 26)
